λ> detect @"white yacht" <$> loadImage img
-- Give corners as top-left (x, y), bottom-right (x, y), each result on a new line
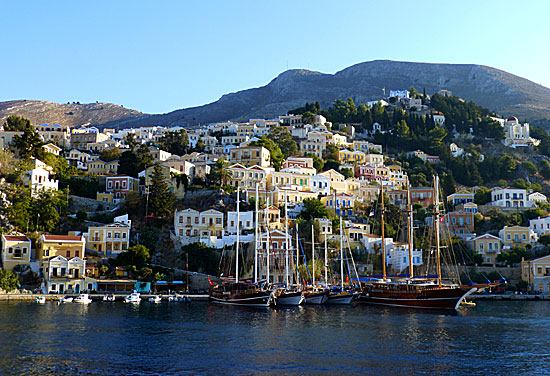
top-left (74, 294), bottom-right (93, 304)
top-left (59, 296), bottom-right (74, 303)
top-left (35, 296), bottom-right (46, 304)
top-left (124, 291), bottom-right (141, 303)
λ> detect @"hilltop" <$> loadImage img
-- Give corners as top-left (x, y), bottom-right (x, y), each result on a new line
top-left (2, 60), bottom-right (550, 129)
top-left (0, 100), bottom-right (147, 128)
top-left (116, 60), bottom-right (550, 128)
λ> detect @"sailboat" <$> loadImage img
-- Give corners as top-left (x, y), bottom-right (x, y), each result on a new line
top-left (273, 190), bottom-right (304, 306)
top-left (209, 187), bottom-right (274, 307)
top-left (357, 177), bottom-right (498, 310)
top-left (326, 218), bottom-right (355, 305)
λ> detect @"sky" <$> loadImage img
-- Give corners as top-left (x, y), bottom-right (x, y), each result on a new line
top-left (1, 0), bottom-right (549, 114)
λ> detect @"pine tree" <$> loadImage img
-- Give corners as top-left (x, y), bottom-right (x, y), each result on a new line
top-left (149, 164), bottom-right (175, 218)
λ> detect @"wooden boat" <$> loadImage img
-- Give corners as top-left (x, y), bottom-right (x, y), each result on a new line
top-left (358, 280), bottom-right (476, 310)
top-left (209, 188), bottom-right (273, 308)
top-left (357, 177), bottom-right (500, 310)
top-left (209, 280), bottom-right (273, 307)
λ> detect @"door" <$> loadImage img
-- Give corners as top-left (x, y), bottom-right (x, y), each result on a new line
top-left (75, 284), bottom-right (80, 293)
top-left (59, 284), bottom-right (65, 294)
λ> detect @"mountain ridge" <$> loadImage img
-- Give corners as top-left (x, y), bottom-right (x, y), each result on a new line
top-left (2, 60), bottom-right (549, 129)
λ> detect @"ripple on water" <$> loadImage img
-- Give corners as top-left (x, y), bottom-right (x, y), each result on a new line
top-left (1, 301), bottom-right (550, 375)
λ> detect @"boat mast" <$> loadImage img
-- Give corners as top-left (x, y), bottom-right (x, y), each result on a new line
top-left (407, 179), bottom-right (414, 279)
top-left (312, 224), bottom-right (315, 287)
top-left (324, 227), bottom-right (328, 285)
top-left (254, 184), bottom-right (259, 283)
top-left (433, 175), bottom-right (442, 287)
top-left (236, 187), bottom-right (240, 283)
top-left (266, 197), bottom-right (270, 284)
top-left (295, 221), bottom-right (299, 285)
top-left (339, 216), bottom-right (344, 289)
top-left (284, 190), bottom-right (289, 287)
top-left (380, 182), bottom-right (386, 280)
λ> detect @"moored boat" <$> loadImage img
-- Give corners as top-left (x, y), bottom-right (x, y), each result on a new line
top-left (59, 296), bottom-right (74, 303)
top-left (35, 296), bottom-right (46, 304)
top-left (357, 177), bottom-right (500, 310)
top-left (210, 280), bottom-right (273, 307)
top-left (74, 294), bottom-right (92, 304)
top-left (303, 289), bottom-right (328, 305)
top-left (326, 289), bottom-right (355, 305)
top-left (273, 288), bottom-right (304, 306)
top-left (102, 294), bottom-right (115, 302)
top-left (124, 291), bottom-right (141, 303)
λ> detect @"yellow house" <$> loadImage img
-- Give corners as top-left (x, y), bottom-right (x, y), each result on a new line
top-left (87, 159), bottom-right (119, 176)
top-left (38, 234), bottom-right (87, 294)
top-left (38, 234), bottom-right (86, 261)
top-left (96, 192), bottom-right (115, 203)
top-left (230, 146), bottom-right (271, 167)
top-left (273, 187), bottom-right (318, 206)
top-left (521, 255), bottom-right (550, 293)
top-left (447, 189), bottom-right (475, 205)
top-left (338, 149), bottom-right (366, 164)
top-left (42, 255), bottom-right (87, 294)
top-left (499, 226), bottom-right (538, 249)
top-left (84, 223), bottom-right (131, 256)
top-left (319, 169), bottom-right (346, 193)
top-left (174, 208), bottom-right (224, 246)
top-left (469, 234), bottom-right (502, 266)
top-left (269, 170), bottom-right (311, 190)
top-left (1, 234), bottom-right (32, 272)
top-left (227, 164), bottom-right (271, 190)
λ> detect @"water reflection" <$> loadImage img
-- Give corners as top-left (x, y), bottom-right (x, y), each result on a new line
top-left (1, 301), bottom-right (550, 375)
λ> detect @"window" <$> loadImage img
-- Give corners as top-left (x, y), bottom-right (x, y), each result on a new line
top-left (179, 216), bottom-right (184, 223)
top-left (66, 251), bottom-right (71, 258)
top-left (8, 247), bottom-right (12, 254)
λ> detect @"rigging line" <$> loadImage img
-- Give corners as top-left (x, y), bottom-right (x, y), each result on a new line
top-left (295, 222), bottom-right (312, 281)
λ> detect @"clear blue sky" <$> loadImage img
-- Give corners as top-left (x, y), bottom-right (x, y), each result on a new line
top-left (1, 0), bottom-right (549, 114)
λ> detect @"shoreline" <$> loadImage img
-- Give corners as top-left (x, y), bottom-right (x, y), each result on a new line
top-left (0, 293), bottom-right (210, 302)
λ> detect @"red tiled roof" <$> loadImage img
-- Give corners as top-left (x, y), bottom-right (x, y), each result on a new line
top-left (43, 235), bottom-right (83, 241)
top-left (3, 235), bottom-right (29, 241)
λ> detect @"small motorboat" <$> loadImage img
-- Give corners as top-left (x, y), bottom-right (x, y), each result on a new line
top-left (35, 296), bottom-right (46, 304)
top-left (74, 294), bottom-right (93, 304)
top-left (168, 295), bottom-right (178, 302)
top-left (103, 294), bottom-right (116, 302)
top-left (461, 300), bottom-right (476, 307)
top-left (59, 296), bottom-right (74, 303)
top-left (124, 291), bottom-right (141, 303)
top-left (148, 295), bottom-right (162, 303)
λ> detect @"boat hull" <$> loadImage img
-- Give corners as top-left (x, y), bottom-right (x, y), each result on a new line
top-left (274, 291), bottom-right (304, 306)
top-left (303, 291), bottom-right (328, 305)
top-left (326, 293), bottom-right (354, 305)
top-left (210, 291), bottom-right (273, 307)
top-left (358, 283), bottom-right (476, 310)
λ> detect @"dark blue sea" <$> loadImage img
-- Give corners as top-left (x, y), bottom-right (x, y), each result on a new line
top-left (0, 300), bottom-right (549, 375)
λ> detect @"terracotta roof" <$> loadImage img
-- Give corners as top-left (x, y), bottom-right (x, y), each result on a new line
top-left (42, 235), bottom-right (83, 241)
top-left (3, 235), bottom-right (29, 241)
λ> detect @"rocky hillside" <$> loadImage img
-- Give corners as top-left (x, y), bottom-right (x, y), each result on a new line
top-left (0, 100), bottom-right (147, 128)
top-left (118, 60), bottom-right (550, 128)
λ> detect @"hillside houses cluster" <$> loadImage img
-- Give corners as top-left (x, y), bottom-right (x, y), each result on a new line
top-left (0, 90), bottom-right (548, 294)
